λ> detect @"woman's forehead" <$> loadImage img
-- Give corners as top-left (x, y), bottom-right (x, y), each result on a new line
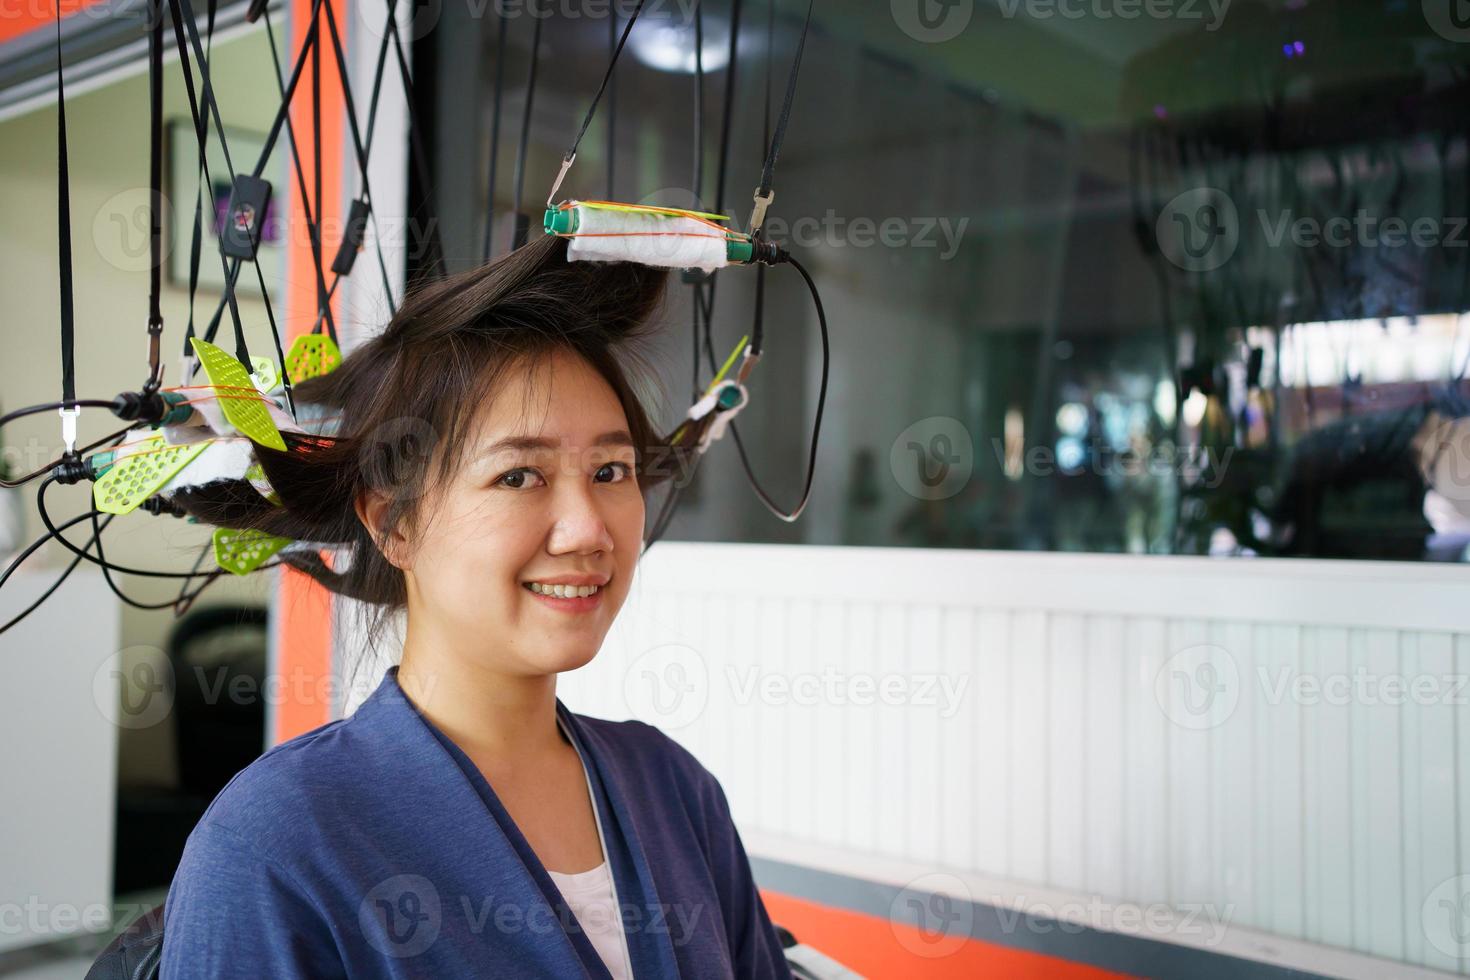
top-left (468, 349), bottom-right (631, 451)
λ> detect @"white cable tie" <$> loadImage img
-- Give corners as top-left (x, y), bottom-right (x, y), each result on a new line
top-left (58, 405), bottom-right (80, 454)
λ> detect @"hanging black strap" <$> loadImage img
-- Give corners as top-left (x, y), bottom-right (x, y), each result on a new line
top-left (261, 7), bottom-right (339, 343)
top-left (750, 0), bottom-right (812, 234)
top-left (166, 0), bottom-right (250, 369)
top-left (482, 0), bottom-right (507, 260)
top-left (605, 7), bottom-right (616, 199)
top-left (55, 10), bottom-right (76, 411)
top-left (144, 0), bottom-right (165, 392)
top-left (750, 0), bottom-right (775, 355)
top-left (545, 0), bottom-right (647, 204)
top-left (692, 0), bottom-right (704, 203)
top-left (510, 2), bottom-right (544, 249)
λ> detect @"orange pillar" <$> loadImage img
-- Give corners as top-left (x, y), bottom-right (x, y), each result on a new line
top-left (273, 0), bottom-right (346, 744)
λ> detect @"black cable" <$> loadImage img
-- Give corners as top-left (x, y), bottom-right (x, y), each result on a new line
top-left (752, 0), bottom-right (812, 224)
top-left (88, 505), bottom-right (224, 610)
top-left (262, 7), bottom-right (340, 347)
top-left (34, 477), bottom-right (237, 580)
top-left (385, 9), bottom-right (447, 277)
top-left (166, 0), bottom-right (251, 370)
top-left (556, 0), bottom-right (647, 177)
top-left (0, 511), bottom-right (105, 635)
top-left (55, 10), bottom-right (76, 410)
top-left (482, 0), bottom-right (508, 261)
top-left (510, 0), bottom-right (544, 249)
top-left (730, 254), bottom-right (826, 522)
top-left (1, 400), bottom-right (118, 429)
top-left (143, 0), bottom-right (166, 393)
top-left (0, 510), bottom-right (95, 596)
top-left (321, 0), bottom-right (405, 308)
top-left (0, 424), bottom-right (134, 489)
top-left (605, 6), bottom-right (616, 199)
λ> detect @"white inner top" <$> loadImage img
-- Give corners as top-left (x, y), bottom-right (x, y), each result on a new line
top-left (549, 716), bottom-right (634, 979)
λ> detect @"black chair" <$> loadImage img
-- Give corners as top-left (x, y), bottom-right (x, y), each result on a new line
top-left (113, 606), bottom-right (268, 894)
top-left (84, 903), bottom-right (163, 980)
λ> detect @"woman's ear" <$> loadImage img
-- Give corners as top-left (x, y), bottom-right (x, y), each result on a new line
top-left (354, 489), bottom-right (411, 570)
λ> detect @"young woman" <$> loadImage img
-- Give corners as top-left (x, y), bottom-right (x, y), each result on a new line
top-left (159, 234), bottom-right (792, 978)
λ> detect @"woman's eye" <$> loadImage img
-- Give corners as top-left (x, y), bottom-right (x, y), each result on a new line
top-left (496, 468), bottom-right (545, 490)
top-left (596, 461), bottom-right (634, 483)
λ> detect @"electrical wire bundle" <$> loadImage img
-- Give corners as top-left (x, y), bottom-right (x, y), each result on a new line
top-left (0, 0), bottom-right (827, 637)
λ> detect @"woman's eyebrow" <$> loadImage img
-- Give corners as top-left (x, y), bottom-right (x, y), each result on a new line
top-left (479, 430), bottom-right (635, 455)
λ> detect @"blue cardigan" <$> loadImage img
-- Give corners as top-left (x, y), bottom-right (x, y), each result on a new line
top-left (160, 666), bottom-right (792, 978)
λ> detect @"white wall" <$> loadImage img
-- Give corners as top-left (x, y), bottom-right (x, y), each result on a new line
top-left (559, 542), bottom-right (1470, 979)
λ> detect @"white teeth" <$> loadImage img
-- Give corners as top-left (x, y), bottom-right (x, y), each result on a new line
top-left (527, 582), bottom-right (600, 598)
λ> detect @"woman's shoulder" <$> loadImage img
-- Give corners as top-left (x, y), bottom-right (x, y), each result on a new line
top-left (187, 712), bottom-right (368, 856)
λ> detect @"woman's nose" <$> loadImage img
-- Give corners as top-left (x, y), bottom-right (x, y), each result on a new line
top-left (546, 486), bottom-right (615, 555)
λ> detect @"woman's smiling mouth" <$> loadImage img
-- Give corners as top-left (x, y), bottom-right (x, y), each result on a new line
top-left (521, 577), bottom-right (609, 612)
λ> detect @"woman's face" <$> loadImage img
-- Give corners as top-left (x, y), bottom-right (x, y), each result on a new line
top-left (382, 347), bottom-right (645, 677)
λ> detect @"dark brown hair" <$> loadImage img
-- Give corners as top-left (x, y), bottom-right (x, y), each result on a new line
top-left (174, 234), bottom-right (680, 637)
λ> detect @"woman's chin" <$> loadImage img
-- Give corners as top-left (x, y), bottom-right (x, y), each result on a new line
top-left (536, 643), bottom-right (602, 676)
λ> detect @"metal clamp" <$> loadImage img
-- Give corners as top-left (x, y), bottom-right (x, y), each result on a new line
top-left (748, 187), bottom-right (775, 237)
top-left (546, 153), bottom-right (576, 208)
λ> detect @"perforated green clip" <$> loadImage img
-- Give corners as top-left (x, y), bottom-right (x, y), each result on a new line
top-left (250, 356), bottom-right (281, 394)
top-left (191, 337), bottom-right (287, 451)
top-left (213, 527), bottom-right (291, 575)
top-left (245, 462), bottom-right (282, 506)
top-left (285, 334), bottom-right (342, 383)
top-left (93, 435), bottom-right (211, 515)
